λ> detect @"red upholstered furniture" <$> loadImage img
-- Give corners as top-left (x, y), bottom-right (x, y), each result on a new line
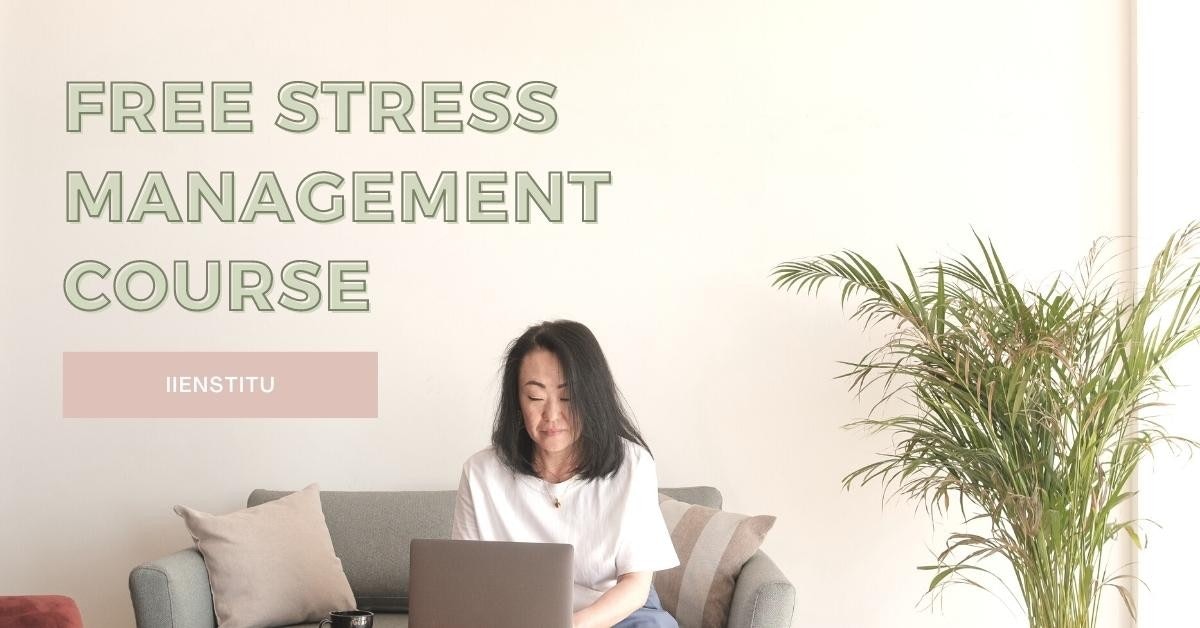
top-left (0, 596), bottom-right (83, 628)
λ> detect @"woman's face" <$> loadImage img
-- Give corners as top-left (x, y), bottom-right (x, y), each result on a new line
top-left (519, 347), bottom-right (580, 462)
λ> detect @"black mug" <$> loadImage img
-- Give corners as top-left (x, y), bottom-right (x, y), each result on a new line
top-left (318, 610), bottom-right (373, 628)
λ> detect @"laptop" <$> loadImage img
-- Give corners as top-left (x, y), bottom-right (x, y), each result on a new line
top-left (408, 539), bottom-right (574, 628)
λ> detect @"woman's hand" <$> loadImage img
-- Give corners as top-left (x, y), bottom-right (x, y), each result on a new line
top-left (571, 571), bottom-right (653, 628)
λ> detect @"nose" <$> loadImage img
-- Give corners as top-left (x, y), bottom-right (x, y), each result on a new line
top-left (542, 396), bottom-right (566, 421)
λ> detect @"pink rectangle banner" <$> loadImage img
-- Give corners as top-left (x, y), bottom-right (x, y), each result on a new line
top-left (63, 352), bottom-right (378, 418)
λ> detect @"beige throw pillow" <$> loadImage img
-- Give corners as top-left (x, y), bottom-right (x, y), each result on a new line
top-left (654, 493), bottom-right (776, 628)
top-left (173, 482), bottom-right (356, 628)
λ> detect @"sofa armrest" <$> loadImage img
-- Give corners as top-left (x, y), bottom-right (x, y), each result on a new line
top-left (129, 547), bottom-right (216, 628)
top-left (727, 550), bottom-right (796, 628)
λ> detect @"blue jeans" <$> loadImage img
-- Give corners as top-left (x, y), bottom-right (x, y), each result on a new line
top-left (613, 586), bottom-right (678, 628)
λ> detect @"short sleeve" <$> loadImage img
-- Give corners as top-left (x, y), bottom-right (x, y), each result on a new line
top-left (450, 463), bottom-right (480, 541)
top-left (614, 446), bottom-right (680, 575)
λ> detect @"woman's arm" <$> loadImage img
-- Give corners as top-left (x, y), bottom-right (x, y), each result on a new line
top-left (572, 570), bottom-right (652, 628)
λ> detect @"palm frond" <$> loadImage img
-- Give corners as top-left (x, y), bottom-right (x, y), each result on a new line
top-left (772, 222), bottom-right (1200, 627)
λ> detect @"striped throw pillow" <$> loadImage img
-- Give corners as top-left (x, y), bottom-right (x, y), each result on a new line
top-left (653, 493), bottom-right (776, 628)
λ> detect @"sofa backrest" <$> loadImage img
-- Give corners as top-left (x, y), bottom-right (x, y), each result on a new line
top-left (247, 486), bottom-right (721, 612)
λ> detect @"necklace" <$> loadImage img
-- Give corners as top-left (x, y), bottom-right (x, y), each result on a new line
top-left (533, 456), bottom-right (577, 508)
top-left (544, 481), bottom-right (562, 509)
top-left (538, 475), bottom-right (584, 508)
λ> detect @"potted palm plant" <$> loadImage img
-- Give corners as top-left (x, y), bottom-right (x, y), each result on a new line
top-left (770, 223), bottom-right (1200, 628)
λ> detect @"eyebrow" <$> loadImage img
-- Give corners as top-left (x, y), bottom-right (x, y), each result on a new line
top-left (523, 380), bottom-right (568, 389)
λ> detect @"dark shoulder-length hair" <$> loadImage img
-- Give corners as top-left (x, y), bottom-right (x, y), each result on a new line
top-left (491, 319), bottom-right (651, 480)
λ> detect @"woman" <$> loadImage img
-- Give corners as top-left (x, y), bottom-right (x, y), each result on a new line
top-left (451, 320), bottom-right (680, 628)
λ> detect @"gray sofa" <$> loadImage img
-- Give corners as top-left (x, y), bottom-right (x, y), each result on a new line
top-left (129, 486), bottom-right (795, 628)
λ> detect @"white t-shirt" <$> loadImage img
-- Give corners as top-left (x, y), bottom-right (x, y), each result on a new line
top-left (450, 438), bottom-right (680, 611)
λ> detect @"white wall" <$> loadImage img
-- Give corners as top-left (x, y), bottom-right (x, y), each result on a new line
top-left (1135, 2), bottom-right (1200, 627)
top-left (0, 1), bottom-right (1136, 626)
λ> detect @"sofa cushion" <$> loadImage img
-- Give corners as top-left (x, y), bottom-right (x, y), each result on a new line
top-left (249, 489), bottom-right (456, 612)
top-left (654, 493), bottom-right (775, 628)
top-left (175, 483), bottom-right (357, 628)
top-left (660, 486), bottom-right (722, 510)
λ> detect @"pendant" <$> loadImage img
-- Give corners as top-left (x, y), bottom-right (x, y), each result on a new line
top-left (554, 498), bottom-right (561, 508)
